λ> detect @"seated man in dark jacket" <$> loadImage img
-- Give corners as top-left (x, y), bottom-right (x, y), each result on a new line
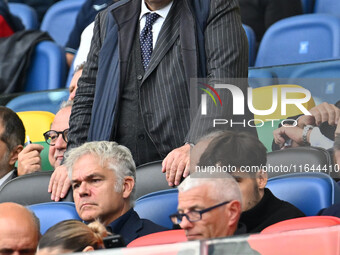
top-left (64, 140), bottom-right (167, 245)
top-left (195, 130), bottom-right (305, 233)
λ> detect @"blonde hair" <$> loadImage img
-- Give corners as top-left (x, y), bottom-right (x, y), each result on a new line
top-left (38, 220), bottom-right (110, 252)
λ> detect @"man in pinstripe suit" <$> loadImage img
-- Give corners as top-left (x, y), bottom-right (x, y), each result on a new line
top-left (49, 0), bottom-right (254, 201)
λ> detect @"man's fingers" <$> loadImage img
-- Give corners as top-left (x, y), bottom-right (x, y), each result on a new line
top-left (174, 160), bottom-right (187, 186)
top-left (183, 160), bottom-right (190, 178)
top-left (53, 174), bottom-right (67, 202)
top-left (48, 171), bottom-right (56, 193)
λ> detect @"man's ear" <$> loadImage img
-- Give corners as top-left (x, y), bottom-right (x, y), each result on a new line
top-left (256, 169), bottom-right (268, 190)
top-left (82, 246), bottom-right (94, 252)
top-left (226, 200), bottom-right (242, 228)
top-left (122, 176), bottom-right (135, 199)
top-left (9, 145), bottom-right (23, 166)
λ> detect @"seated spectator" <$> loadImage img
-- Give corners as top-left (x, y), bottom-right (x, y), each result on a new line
top-left (238, 0), bottom-right (302, 43)
top-left (0, 106), bottom-right (25, 189)
top-left (37, 220), bottom-right (109, 255)
top-left (68, 62), bottom-right (84, 100)
top-left (273, 101), bottom-right (340, 150)
top-left (196, 131), bottom-right (305, 233)
top-left (64, 141), bottom-right (167, 245)
top-left (17, 101), bottom-right (72, 175)
top-left (173, 176), bottom-right (242, 240)
top-left (0, 202), bottom-right (40, 255)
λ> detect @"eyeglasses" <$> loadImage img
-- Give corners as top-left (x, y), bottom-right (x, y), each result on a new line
top-left (169, 201), bottom-right (230, 224)
top-left (43, 129), bottom-right (69, 145)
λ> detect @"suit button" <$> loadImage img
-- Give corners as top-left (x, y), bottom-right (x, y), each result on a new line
top-left (138, 134), bottom-right (145, 140)
top-left (137, 74), bottom-right (143, 80)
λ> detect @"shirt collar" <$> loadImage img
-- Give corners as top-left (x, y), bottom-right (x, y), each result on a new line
top-left (0, 169), bottom-right (14, 187)
top-left (140, 0), bottom-right (173, 20)
top-left (106, 208), bottom-right (134, 234)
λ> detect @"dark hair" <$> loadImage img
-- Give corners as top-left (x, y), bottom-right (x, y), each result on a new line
top-left (0, 107), bottom-right (25, 149)
top-left (198, 131), bottom-right (267, 177)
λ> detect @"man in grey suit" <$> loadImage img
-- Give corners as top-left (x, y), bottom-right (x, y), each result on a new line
top-left (50, 0), bottom-right (253, 201)
top-left (0, 107), bottom-right (25, 189)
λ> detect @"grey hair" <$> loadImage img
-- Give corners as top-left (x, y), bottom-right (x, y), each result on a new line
top-left (64, 141), bottom-right (136, 202)
top-left (59, 100), bottom-right (73, 110)
top-left (178, 175), bottom-right (242, 209)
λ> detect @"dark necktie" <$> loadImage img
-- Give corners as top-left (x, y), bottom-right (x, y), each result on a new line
top-left (140, 12), bottom-right (160, 70)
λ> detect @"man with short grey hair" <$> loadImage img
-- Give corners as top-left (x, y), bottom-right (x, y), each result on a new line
top-left (172, 175), bottom-right (243, 240)
top-left (65, 141), bottom-right (166, 245)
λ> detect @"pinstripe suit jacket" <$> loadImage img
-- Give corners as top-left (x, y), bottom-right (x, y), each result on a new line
top-left (68, 0), bottom-right (251, 157)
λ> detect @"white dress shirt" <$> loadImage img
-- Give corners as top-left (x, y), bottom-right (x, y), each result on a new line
top-left (139, 1), bottom-right (173, 48)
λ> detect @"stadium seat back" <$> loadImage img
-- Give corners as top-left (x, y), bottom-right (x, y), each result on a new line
top-left (266, 172), bottom-right (340, 216)
top-left (135, 160), bottom-right (169, 199)
top-left (242, 24), bottom-right (257, 66)
top-left (28, 202), bottom-right (80, 234)
top-left (8, 3), bottom-right (38, 29)
top-left (251, 84), bottom-right (315, 123)
top-left (314, 0), bottom-right (340, 16)
top-left (25, 41), bottom-right (67, 91)
top-left (17, 111), bottom-right (54, 142)
top-left (134, 189), bottom-right (178, 229)
top-left (40, 0), bottom-right (86, 46)
top-left (267, 147), bottom-right (334, 178)
top-left (261, 216), bottom-right (340, 234)
top-left (288, 60), bottom-right (340, 105)
top-left (127, 229), bottom-right (187, 247)
top-left (255, 14), bottom-right (340, 67)
top-left (6, 90), bottom-right (69, 114)
top-left (0, 171), bottom-right (73, 205)
top-left (17, 111), bottom-right (55, 170)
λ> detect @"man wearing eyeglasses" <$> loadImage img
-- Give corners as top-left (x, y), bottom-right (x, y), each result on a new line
top-left (172, 176), bottom-right (243, 240)
top-left (17, 101), bottom-right (72, 175)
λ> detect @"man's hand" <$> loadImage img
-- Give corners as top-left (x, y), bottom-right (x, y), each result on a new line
top-left (17, 144), bottom-right (44, 176)
top-left (48, 165), bottom-right (71, 201)
top-left (298, 102), bottom-right (340, 127)
top-left (162, 144), bottom-right (190, 187)
top-left (273, 125), bottom-right (304, 149)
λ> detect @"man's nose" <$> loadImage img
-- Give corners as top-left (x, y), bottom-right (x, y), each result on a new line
top-left (78, 182), bottom-right (90, 197)
top-left (54, 132), bottom-right (67, 149)
top-left (179, 215), bottom-right (193, 229)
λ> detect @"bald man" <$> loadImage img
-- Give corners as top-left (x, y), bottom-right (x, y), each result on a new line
top-left (0, 202), bottom-right (40, 255)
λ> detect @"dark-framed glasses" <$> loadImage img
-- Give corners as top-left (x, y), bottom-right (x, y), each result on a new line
top-left (43, 129), bottom-right (69, 145)
top-left (169, 200), bottom-right (230, 224)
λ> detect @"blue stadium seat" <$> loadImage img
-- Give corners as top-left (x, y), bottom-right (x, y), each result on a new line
top-left (255, 14), bottom-right (340, 67)
top-left (288, 60), bottom-right (340, 105)
top-left (8, 3), bottom-right (38, 30)
top-left (40, 0), bottom-right (86, 46)
top-left (267, 172), bottom-right (340, 216)
top-left (28, 202), bottom-right (81, 234)
top-left (25, 41), bottom-right (67, 91)
top-left (242, 24), bottom-right (257, 66)
top-left (134, 189), bottom-right (178, 229)
top-left (314, 0), bottom-right (340, 16)
top-left (6, 89), bottom-right (69, 114)
top-left (135, 160), bottom-right (169, 199)
top-left (301, 0), bottom-right (315, 14)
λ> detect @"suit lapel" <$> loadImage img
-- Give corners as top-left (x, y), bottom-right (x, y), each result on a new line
top-left (142, 0), bottom-right (181, 82)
